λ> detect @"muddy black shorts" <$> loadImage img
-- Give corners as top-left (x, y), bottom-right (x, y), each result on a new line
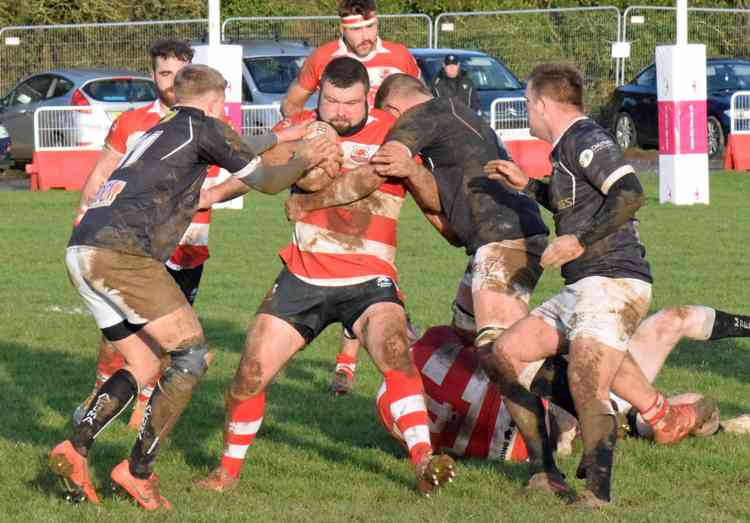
top-left (257, 268), bottom-right (404, 344)
top-left (166, 264), bottom-right (204, 305)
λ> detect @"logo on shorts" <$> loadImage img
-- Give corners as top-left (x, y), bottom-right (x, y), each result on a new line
top-left (90, 180), bottom-right (127, 209)
top-left (579, 149), bottom-right (594, 168)
top-left (376, 277), bottom-right (393, 288)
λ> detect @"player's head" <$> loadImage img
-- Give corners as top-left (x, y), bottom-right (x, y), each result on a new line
top-left (525, 63), bottom-right (584, 141)
top-left (174, 65), bottom-right (227, 119)
top-left (338, 0), bottom-right (379, 57)
top-left (374, 73), bottom-right (432, 119)
top-left (149, 40), bottom-right (194, 108)
top-left (318, 57), bottom-right (370, 135)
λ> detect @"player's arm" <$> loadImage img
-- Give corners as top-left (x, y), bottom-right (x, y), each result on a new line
top-left (79, 145), bottom-right (124, 207)
top-left (420, 209), bottom-right (462, 247)
top-left (374, 142), bottom-right (441, 213)
top-left (285, 164), bottom-right (385, 221)
top-left (484, 159), bottom-right (554, 211)
top-left (573, 173), bottom-right (644, 247)
top-left (281, 80), bottom-right (314, 118)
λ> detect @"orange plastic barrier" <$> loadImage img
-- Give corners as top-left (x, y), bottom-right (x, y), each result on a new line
top-left (723, 133), bottom-right (750, 171)
top-left (504, 138), bottom-right (553, 179)
top-left (26, 150), bottom-right (100, 191)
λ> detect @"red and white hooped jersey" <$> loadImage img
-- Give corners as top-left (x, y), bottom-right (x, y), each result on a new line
top-left (105, 99), bottom-right (219, 270)
top-left (297, 38), bottom-right (421, 107)
top-left (378, 326), bottom-right (531, 461)
top-left (277, 109), bottom-right (407, 286)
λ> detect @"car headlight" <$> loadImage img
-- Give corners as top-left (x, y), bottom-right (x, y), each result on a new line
top-left (0, 125), bottom-right (8, 139)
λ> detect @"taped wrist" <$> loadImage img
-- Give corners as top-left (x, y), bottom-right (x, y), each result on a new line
top-left (474, 325), bottom-right (506, 347)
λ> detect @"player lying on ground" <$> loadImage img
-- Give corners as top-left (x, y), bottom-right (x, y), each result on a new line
top-left (195, 57), bottom-right (455, 497)
top-left (379, 278), bottom-right (750, 461)
top-left (49, 64), bottom-right (338, 511)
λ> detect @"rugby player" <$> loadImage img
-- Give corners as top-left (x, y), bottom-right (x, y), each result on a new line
top-left (281, 0), bottom-right (420, 117)
top-left (281, 0), bottom-right (421, 393)
top-left (48, 64), bottom-right (337, 510)
top-left (73, 40), bottom-right (312, 429)
top-left (195, 57), bottom-right (456, 497)
top-left (380, 274), bottom-right (749, 461)
top-left (482, 63), bottom-right (713, 508)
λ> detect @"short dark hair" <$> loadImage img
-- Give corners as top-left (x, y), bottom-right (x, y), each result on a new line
top-left (527, 63), bottom-right (584, 111)
top-left (374, 73), bottom-right (430, 109)
top-left (320, 57), bottom-right (370, 93)
top-left (338, 0), bottom-right (377, 17)
top-left (149, 40), bottom-right (194, 71)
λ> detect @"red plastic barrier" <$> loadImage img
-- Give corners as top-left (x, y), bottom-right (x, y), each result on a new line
top-left (723, 133), bottom-right (750, 171)
top-left (26, 150), bottom-right (100, 191)
top-left (504, 138), bottom-right (553, 179)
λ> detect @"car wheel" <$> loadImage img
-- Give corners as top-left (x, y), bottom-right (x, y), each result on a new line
top-left (614, 112), bottom-right (638, 150)
top-left (707, 115), bottom-right (725, 159)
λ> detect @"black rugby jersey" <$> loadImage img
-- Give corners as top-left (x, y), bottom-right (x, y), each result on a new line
top-left (384, 97), bottom-right (548, 255)
top-left (70, 106), bottom-right (257, 262)
top-left (548, 117), bottom-right (652, 284)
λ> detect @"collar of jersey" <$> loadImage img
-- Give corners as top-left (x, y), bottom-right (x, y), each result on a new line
top-left (551, 116), bottom-right (589, 150)
top-left (148, 99), bottom-right (165, 117)
top-left (334, 37), bottom-right (389, 61)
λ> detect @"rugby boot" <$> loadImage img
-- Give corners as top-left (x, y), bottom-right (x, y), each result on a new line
top-left (127, 398), bottom-right (148, 431)
top-left (194, 465), bottom-right (240, 493)
top-left (415, 453), bottom-right (456, 497)
top-left (110, 459), bottom-right (171, 511)
top-left (651, 397), bottom-right (718, 445)
top-left (329, 369), bottom-right (354, 396)
top-left (72, 388), bottom-right (99, 426)
top-left (48, 440), bottom-right (100, 504)
top-left (525, 469), bottom-right (571, 496)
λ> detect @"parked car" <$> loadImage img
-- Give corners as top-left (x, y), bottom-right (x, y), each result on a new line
top-left (604, 58), bottom-right (750, 158)
top-left (0, 69), bottom-right (156, 162)
top-left (409, 48), bottom-right (526, 126)
top-left (0, 124), bottom-right (11, 170)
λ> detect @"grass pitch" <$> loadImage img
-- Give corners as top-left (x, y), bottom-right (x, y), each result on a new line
top-left (1, 172), bottom-right (749, 522)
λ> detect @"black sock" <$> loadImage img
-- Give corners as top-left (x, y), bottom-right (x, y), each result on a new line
top-left (709, 309), bottom-right (750, 340)
top-left (71, 369), bottom-right (138, 456)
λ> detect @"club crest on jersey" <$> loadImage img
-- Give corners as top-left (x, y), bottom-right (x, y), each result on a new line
top-left (90, 180), bottom-right (127, 209)
top-left (350, 144), bottom-right (373, 164)
top-left (579, 149), bottom-right (594, 168)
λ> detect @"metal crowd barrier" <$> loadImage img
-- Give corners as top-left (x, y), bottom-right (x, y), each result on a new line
top-left (730, 91), bottom-right (750, 135)
top-left (240, 104), bottom-right (283, 136)
top-left (490, 97), bottom-right (530, 140)
top-left (33, 106), bottom-right (115, 151)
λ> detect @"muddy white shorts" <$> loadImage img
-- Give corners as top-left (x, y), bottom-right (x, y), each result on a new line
top-left (531, 276), bottom-right (652, 351)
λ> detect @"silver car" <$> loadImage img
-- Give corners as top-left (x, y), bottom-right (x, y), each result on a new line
top-left (0, 69), bottom-right (156, 162)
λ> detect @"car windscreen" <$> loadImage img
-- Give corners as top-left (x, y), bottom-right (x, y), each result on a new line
top-left (419, 55), bottom-right (523, 91)
top-left (707, 63), bottom-right (750, 91)
top-left (244, 56), bottom-right (306, 94)
top-left (82, 78), bottom-right (157, 103)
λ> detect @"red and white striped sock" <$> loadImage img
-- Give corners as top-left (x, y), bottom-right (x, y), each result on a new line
top-left (94, 343), bottom-right (126, 389)
top-left (641, 392), bottom-right (671, 429)
top-left (335, 353), bottom-right (357, 379)
top-left (220, 392), bottom-right (265, 478)
top-left (137, 378), bottom-right (156, 404)
top-left (383, 370), bottom-right (432, 465)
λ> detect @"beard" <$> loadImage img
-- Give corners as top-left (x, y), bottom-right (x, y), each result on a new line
top-left (328, 118), bottom-right (355, 134)
top-left (158, 87), bottom-right (176, 108)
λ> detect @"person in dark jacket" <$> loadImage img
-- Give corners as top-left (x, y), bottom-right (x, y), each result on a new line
top-left (431, 54), bottom-right (480, 112)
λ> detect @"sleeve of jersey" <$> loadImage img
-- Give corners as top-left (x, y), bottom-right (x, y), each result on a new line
top-left (383, 102), bottom-right (440, 155)
top-left (198, 118), bottom-right (259, 177)
top-left (104, 114), bottom-right (128, 154)
top-left (296, 50), bottom-right (324, 93)
top-left (574, 130), bottom-right (635, 195)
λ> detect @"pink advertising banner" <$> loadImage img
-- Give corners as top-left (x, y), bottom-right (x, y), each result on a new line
top-left (658, 100), bottom-right (708, 155)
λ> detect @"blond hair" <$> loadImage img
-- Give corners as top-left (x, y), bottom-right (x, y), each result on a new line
top-left (174, 64), bottom-right (227, 103)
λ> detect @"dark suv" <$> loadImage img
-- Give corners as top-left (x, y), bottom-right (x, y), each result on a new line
top-left (604, 58), bottom-right (750, 158)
